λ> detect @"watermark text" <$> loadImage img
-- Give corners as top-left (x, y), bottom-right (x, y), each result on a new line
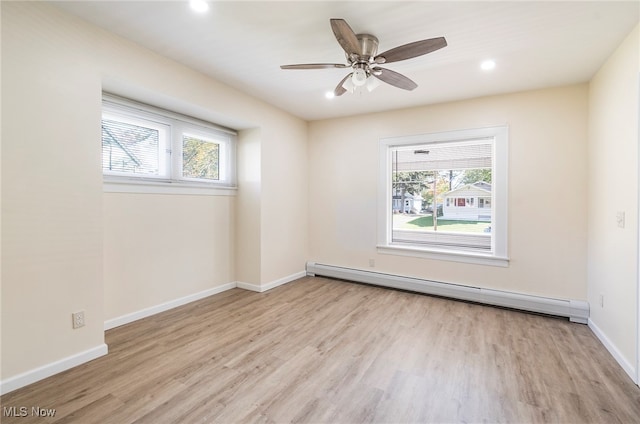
top-left (3, 406), bottom-right (56, 418)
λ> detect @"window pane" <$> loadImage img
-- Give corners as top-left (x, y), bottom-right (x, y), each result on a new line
top-left (182, 135), bottom-right (219, 180)
top-left (102, 119), bottom-right (160, 175)
top-left (391, 141), bottom-right (493, 252)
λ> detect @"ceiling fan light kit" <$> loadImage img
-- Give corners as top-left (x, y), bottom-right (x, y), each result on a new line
top-left (342, 75), bottom-right (356, 93)
top-left (281, 18), bottom-right (447, 97)
top-left (351, 68), bottom-right (368, 86)
top-left (366, 76), bottom-right (380, 92)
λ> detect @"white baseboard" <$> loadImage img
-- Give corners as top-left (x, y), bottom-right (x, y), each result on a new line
top-left (104, 282), bottom-right (237, 330)
top-left (237, 270), bottom-right (306, 293)
top-left (106, 271), bottom-right (306, 329)
top-left (1, 273), bottom-right (307, 396)
top-left (588, 318), bottom-right (638, 384)
top-left (0, 344), bottom-right (108, 396)
top-left (306, 262), bottom-right (590, 323)
top-left (235, 281), bottom-right (262, 292)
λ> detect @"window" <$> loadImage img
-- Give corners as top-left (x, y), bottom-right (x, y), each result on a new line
top-left (102, 113), bottom-right (169, 178)
top-left (102, 94), bottom-right (236, 194)
top-left (479, 197), bottom-right (491, 208)
top-left (378, 126), bottom-right (508, 266)
top-left (182, 134), bottom-right (221, 181)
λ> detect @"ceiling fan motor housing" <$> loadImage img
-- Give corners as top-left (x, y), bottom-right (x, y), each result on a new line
top-left (346, 34), bottom-right (379, 63)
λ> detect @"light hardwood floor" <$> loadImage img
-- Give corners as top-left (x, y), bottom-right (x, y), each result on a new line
top-left (2, 277), bottom-right (639, 423)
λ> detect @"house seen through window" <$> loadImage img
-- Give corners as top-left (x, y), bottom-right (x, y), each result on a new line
top-left (378, 126), bottom-right (508, 265)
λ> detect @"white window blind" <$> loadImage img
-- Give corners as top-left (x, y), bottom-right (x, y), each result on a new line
top-left (102, 115), bottom-right (169, 178)
top-left (392, 139), bottom-right (493, 172)
top-left (101, 94), bottom-right (237, 193)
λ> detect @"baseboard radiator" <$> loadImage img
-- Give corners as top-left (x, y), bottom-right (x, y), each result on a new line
top-left (306, 262), bottom-right (589, 324)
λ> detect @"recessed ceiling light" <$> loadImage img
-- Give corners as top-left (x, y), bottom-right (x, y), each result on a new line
top-left (481, 60), bottom-right (496, 71)
top-left (325, 91), bottom-right (335, 99)
top-left (189, 0), bottom-right (209, 13)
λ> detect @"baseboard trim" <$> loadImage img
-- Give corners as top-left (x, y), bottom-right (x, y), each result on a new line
top-left (237, 270), bottom-right (306, 293)
top-left (104, 282), bottom-right (237, 330)
top-left (236, 281), bottom-right (262, 292)
top-left (0, 344), bottom-right (108, 396)
top-left (1, 272), bottom-right (308, 396)
top-left (306, 262), bottom-right (590, 323)
top-left (588, 318), bottom-right (638, 384)
top-left (106, 272), bottom-right (307, 329)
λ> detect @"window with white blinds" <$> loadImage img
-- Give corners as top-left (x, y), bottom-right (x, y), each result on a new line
top-left (378, 126), bottom-right (508, 266)
top-left (102, 114), bottom-right (169, 178)
top-left (101, 94), bottom-right (236, 194)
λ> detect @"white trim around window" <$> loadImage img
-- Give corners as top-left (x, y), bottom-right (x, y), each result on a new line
top-left (102, 94), bottom-right (237, 195)
top-left (377, 126), bottom-right (509, 267)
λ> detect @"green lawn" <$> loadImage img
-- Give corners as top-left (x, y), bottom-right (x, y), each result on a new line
top-left (395, 215), bottom-right (490, 233)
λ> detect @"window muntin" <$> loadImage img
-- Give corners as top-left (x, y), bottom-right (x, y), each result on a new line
top-left (378, 126), bottom-right (508, 265)
top-left (102, 95), bottom-right (236, 190)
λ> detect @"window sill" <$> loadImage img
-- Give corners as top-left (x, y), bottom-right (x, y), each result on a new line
top-left (103, 178), bottom-right (237, 196)
top-left (377, 244), bottom-right (509, 267)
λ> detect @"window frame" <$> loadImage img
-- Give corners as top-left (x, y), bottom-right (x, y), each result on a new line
top-left (101, 110), bottom-right (171, 179)
top-left (377, 126), bottom-right (509, 267)
top-left (102, 94), bottom-right (237, 196)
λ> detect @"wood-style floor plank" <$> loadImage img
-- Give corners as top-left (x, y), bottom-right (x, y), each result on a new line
top-left (2, 276), bottom-right (639, 423)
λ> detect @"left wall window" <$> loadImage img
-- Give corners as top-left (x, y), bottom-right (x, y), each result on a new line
top-left (102, 94), bottom-right (237, 194)
top-left (102, 112), bottom-right (169, 178)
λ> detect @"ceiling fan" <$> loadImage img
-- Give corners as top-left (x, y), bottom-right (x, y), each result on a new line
top-left (281, 18), bottom-right (447, 96)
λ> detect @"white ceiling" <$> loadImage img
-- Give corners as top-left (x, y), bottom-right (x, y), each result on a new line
top-left (53, 1), bottom-right (639, 121)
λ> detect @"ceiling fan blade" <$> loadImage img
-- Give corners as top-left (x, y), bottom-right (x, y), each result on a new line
top-left (330, 18), bottom-right (361, 56)
top-left (372, 67), bottom-right (418, 91)
top-left (334, 73), bottom-right (352, 96)
top-left (374, 37), bottom-right (447, 64)
top-left (280, 63), bottom-right (349, 70)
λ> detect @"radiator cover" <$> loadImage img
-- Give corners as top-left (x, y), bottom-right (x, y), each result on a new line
top-left (306, 262), bottom-right (589, 324)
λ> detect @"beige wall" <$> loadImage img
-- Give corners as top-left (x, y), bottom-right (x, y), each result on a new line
top-left (309, 85), bottom-right (589, 300)
top-left (260, 124), bottom-right (309, 283)
top-left (1, 2), bottom-right (308, 382)
top-left (2, 2), bottom-right (105, 379)
top-left (587, 24), bottom-right (639, 376)
top-left (236, 128), bottom-right (262, 285)
top-left (103, 194), bottom-right (235, 321)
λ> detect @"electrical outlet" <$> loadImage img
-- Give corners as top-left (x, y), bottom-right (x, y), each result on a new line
top-left (369, 259), bottom-right (375, 267)
top-left (72, 311), bottom-right (85, 329)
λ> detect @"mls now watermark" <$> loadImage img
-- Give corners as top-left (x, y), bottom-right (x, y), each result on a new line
top-left (3, 406), bottom-right (57, 418)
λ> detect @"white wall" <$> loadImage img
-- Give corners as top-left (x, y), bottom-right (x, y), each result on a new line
top-left (236, 128), bottom-right (262, 285)
top-left (103, 194), bottom-right (236, 321)
top-left (2, 2), bottom-right (105, 382)
top-left (260, 123), bottom-right (309, 284)
top-left (587, 24), bottom-right (639, 382)
top-left (1, 1), bottom-right (308, 386)
top-left (309, 85), bottom-right (589, 301)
